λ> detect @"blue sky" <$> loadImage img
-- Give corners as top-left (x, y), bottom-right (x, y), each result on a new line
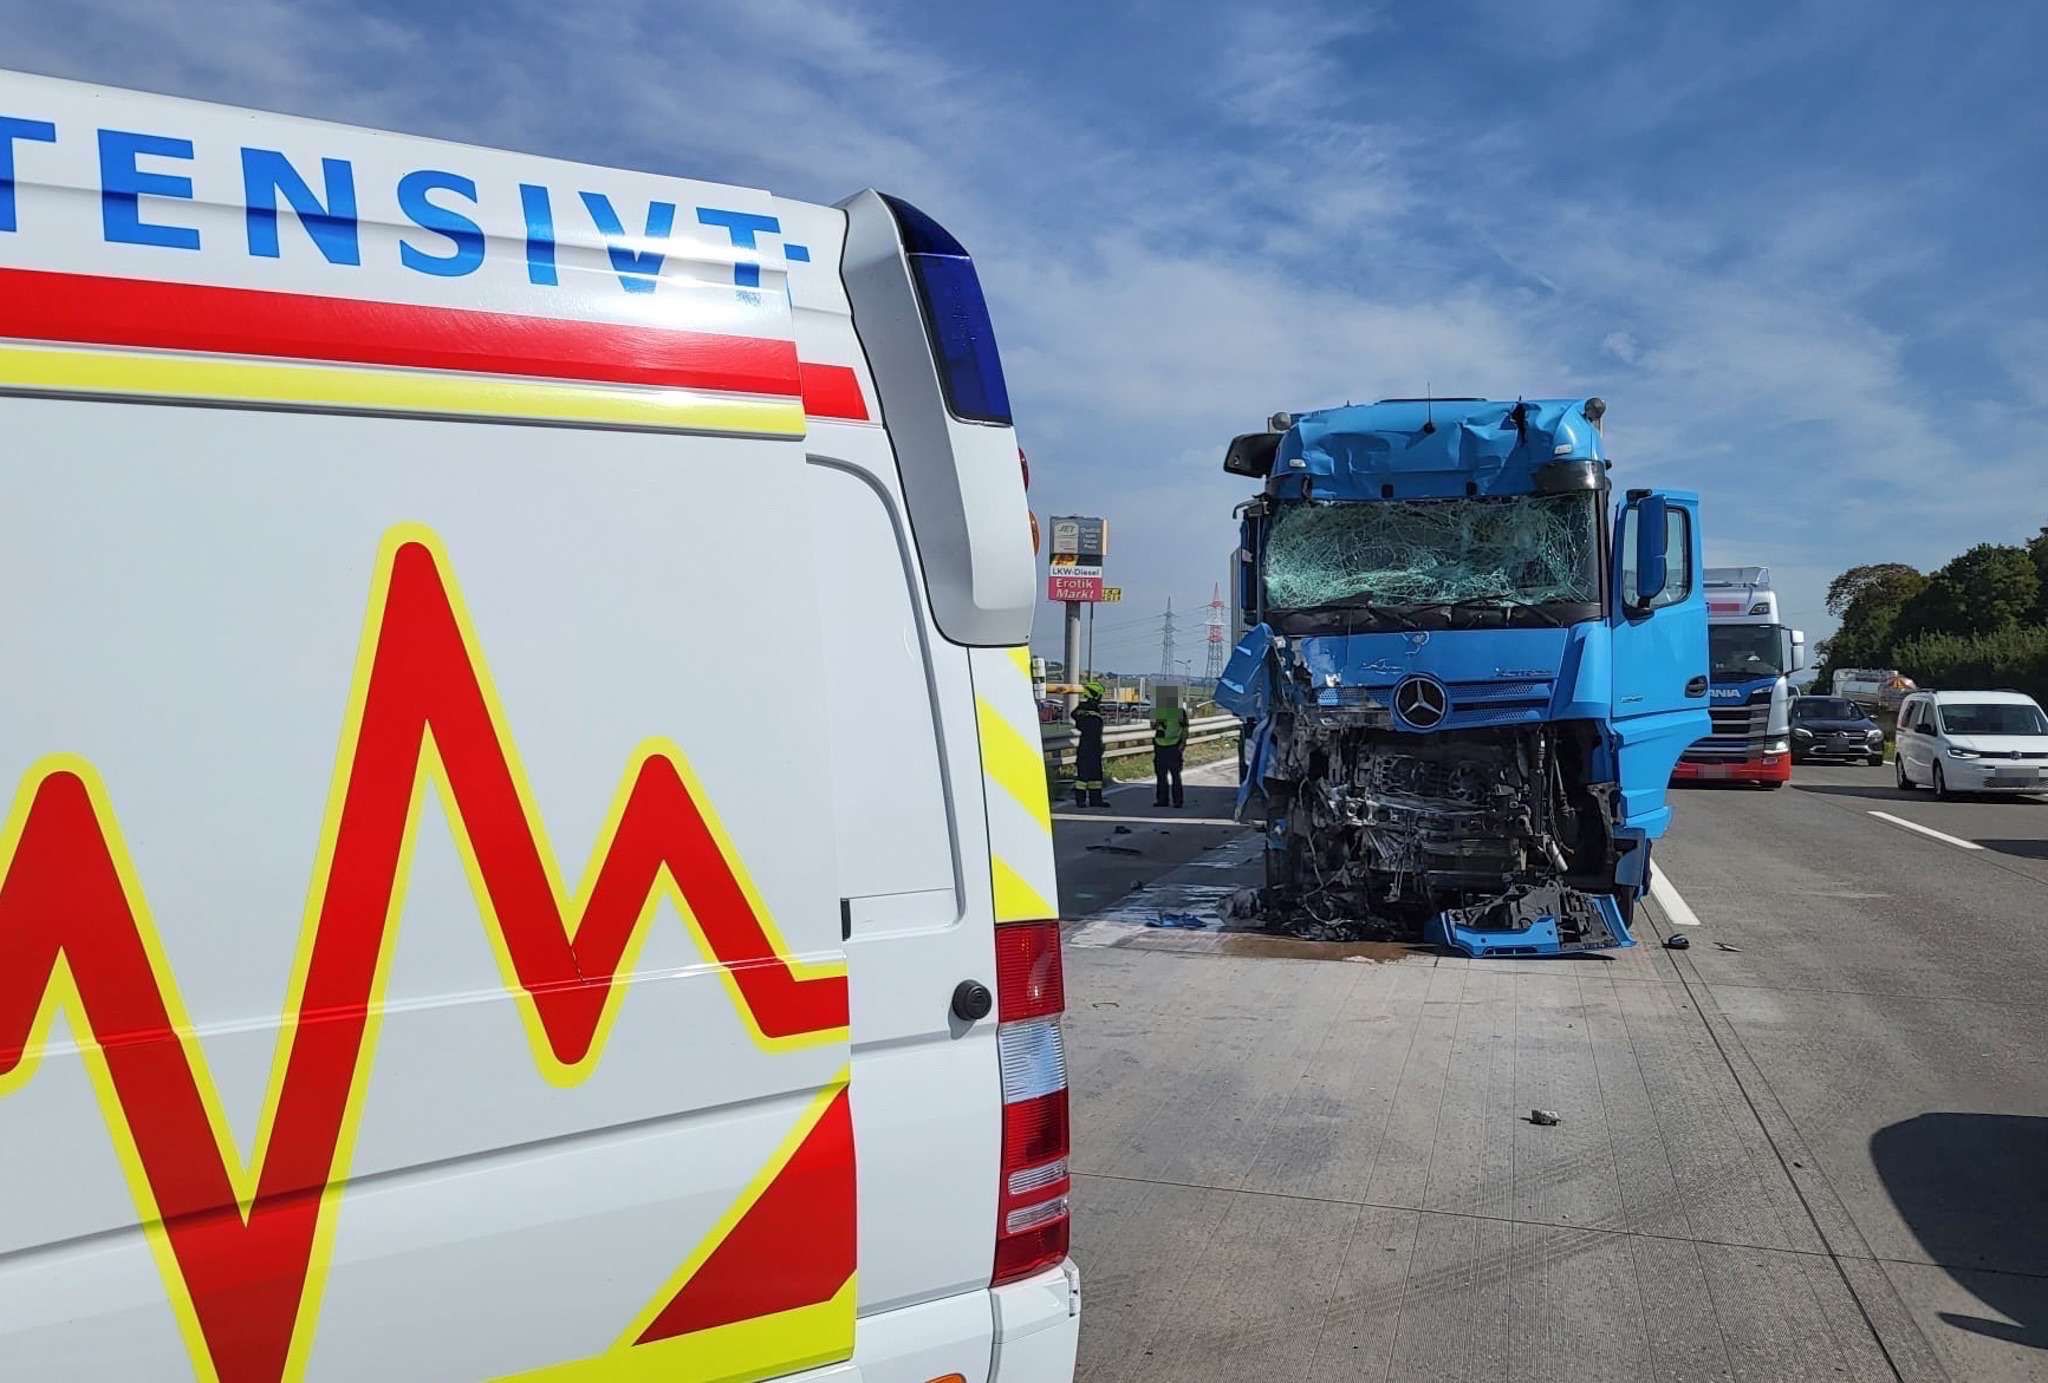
top-left (13, 0), bottom-right (2048, 670)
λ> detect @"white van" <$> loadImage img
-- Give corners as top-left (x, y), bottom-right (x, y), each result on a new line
top-left (0, 70), bottom-right (1075, 1383)
top-left (1895, 689), bottom-right (2048, 798)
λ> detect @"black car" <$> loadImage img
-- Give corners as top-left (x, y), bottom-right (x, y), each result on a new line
top-left (1790, 696), bottom-right (1885, 766)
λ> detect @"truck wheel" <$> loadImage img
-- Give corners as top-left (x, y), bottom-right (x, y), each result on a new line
top-left (1261, 804), bottom-right (1298, 896)
top-left (1263, 837), bottom-right (1299, 895)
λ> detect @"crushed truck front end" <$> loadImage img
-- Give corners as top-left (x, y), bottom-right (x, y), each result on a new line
top-left (1217, 398), bottom-right (1709, 957)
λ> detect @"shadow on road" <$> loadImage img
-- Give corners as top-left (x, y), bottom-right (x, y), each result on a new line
top-left (1978, 839), bottom-right (2048, 860)
top-left (1872, 1113), bottom-right (2048, 1349)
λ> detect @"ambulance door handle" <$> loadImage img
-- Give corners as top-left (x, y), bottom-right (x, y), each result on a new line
top-left (951, 980), bottom-right (993, 1023)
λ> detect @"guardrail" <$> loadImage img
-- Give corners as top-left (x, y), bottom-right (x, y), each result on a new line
top-left (1040, 714), bottom-right (1242, 766)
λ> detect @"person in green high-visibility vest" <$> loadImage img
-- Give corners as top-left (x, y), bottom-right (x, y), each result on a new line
top-left (1151, 683), bottom-right (1189, 808)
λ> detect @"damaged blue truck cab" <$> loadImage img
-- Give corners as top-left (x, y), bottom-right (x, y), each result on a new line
top-left (1216, 398), bottom-right (1709, 956)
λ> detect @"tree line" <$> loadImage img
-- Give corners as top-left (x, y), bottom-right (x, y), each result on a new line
top-left (1814, 526), bottom-right (2048, 702)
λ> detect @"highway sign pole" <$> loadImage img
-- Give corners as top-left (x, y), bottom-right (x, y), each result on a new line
top-left (1086, 601), bottom-right (1094, 677)
top-left (1063, 600), bottom-right (1082, 714)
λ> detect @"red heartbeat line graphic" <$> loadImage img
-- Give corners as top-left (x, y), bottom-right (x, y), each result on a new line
top-left (0, 528), bottom-right (848, 1383)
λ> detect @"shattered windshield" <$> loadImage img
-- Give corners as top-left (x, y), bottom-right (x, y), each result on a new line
top-left (1262, 492), bottom-right (1600, 615)
top-left (1709, 624), bottom-right (1790, 680)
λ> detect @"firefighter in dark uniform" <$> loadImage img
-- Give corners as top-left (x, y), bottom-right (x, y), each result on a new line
top-left (1072, 681), bottom-right (1109, 808)
top-left (1151, 683), bottom-right (1188, 808)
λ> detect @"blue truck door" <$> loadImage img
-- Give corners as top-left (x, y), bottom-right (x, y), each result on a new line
top-left (1609, 490), bottom-right (1710, 835)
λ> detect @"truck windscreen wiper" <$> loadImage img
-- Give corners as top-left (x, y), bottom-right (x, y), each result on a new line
top-left (1332, 602), bottom-right (1426, 632)
top-left (1427, 596), bottom-right (1565, 627)
top-left (1366, 608), bottom-right (1427, 632)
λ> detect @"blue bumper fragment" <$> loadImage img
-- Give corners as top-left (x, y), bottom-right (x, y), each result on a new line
top-left (1426, 887), bottom-right (1636, 958)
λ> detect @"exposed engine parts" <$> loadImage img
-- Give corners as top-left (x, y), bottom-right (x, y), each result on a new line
top-left (1254, 718), bottom-right (1623, 946)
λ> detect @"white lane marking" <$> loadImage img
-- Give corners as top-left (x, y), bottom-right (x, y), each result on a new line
top-left (1867, 810), bottom-right (1983, 851)
top-left (1648, 863), bottom-right (1703, 927)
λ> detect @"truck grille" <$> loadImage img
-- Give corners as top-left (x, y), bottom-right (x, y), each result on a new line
top-left (1443, 680), bottom-right (1551, 729)
top-left (1318, 679), bottom-right (1556, 731)
top-left (1685, 702), bottom-right (1773, 762)
top-left (1708, 704), bottom-right (1771, 737)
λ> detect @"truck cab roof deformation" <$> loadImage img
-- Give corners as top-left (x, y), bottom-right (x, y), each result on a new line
top-left (1226, 396), bottom-right (1611, 499)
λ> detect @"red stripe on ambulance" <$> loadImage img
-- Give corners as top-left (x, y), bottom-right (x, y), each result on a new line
top-left (798, 361), bottom-right (870, 421)
top-left (0, 265), bottom-right (803, 398)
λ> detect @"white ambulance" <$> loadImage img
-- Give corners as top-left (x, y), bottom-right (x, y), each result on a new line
top-left (0, 69), bottom-right (1074, 1383)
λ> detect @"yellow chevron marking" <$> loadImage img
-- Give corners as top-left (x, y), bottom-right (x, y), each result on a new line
top-left (975, 696), bottom-right (1051, 834)
top-left (992, 854), bottom-right (1056, 923)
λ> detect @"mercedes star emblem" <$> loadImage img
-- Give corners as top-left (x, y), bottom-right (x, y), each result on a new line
top-left (1393, 675), bottom-right (1448, 729)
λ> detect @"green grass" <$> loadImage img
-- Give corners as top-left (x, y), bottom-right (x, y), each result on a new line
top-left (1047, 732), bottom-right (1241, 794)
top-left (1103, 736), bottom-right (1238, 782)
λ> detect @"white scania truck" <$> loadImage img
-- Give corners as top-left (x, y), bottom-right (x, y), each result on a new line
top-left (1673, 566), bottom-right (1805, 787)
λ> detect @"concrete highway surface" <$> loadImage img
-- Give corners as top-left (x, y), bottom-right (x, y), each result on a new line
top-left (1054, 758), bottom-right (2048, 1381)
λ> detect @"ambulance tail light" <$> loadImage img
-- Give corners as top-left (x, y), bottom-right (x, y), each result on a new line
top-left (880, 193), bottom-right (1012, 426)
top-left (993, 919), bottom-right (1069, 1284)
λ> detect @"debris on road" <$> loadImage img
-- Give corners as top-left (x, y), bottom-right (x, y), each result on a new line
top-left (1087, 844), bottom-right (1144, 856)
top-left (1114, 825), bottom-right (1134, 835)
top-left (1216, 884), bottom-right (1407, 941)
top-left (1216, 877), bottom-right (1628, 955)
top-left (1147, 911), bottom-right (1208, 930)
top-left (1529, 1109), bottom-right (1562, 1126)
top-left (1665, 934), bottom-right (1692, 950)
top-left (1282, 915), bottom-right (1404, 943)
top-left (1714, 941), bottom-right (1743, 952)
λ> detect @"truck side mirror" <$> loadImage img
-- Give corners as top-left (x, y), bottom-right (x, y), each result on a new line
top-left (1223, 432), bottom-right (1280, 477)
top-left (1791, 629), bottom-right (1807, 672)
top-left (1632, 495), bottom-right (1669, 611)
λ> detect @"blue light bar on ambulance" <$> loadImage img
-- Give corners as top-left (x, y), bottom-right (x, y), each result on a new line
top-left (880, 193), bottom-right (1012, 426)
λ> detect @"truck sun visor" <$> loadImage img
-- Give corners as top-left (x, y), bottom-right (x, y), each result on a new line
top-left (880, 193), bottom-right (1012, 426)
top-left (1262, 492), bottom-right (1600, 610)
